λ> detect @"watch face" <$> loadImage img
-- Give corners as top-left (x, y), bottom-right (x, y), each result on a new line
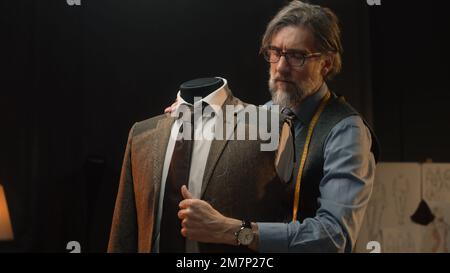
top-left (238, 228), bottom-right (254, 245)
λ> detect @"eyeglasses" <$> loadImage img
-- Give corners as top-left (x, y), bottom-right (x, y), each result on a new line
top-left (262, 46), bottom-right (322, 67)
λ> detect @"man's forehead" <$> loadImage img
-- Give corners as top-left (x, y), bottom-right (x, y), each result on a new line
top-left (270, 25), bottom-right (316, 52)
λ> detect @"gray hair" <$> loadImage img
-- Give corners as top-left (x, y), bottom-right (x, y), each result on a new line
top-left (261, 1), bottom-right (343, 80)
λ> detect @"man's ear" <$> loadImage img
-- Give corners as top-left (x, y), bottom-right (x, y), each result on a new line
top-left (321, 53), bottom-right (334, 77)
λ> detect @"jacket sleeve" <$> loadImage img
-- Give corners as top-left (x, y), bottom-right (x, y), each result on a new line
top-left (107, 123), bottom-right (138, 253)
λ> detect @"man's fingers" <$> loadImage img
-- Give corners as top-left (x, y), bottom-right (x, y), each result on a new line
top-left (181, 218), bottom-right (189, 228)
top-left (181, 227), bottom-right (197, 241)
top-left (179, 199), bottom-right (192, 209)
top-left (181, 185), bottom-right (193, 199)
top-left (164, 100), bottom-right (180, 114)
top-left (181, 227), bottom-right (187, 238)
top-left (178, 208), bottom-right (189, 219)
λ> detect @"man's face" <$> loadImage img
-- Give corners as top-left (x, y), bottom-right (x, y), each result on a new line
top-left (268, 25), bottom-right (327, 108)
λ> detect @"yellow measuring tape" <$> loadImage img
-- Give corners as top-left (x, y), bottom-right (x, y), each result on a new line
top-left (292, 91), bottom-right (331, 221)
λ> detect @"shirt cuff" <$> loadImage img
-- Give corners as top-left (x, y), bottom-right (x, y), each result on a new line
top-left (257, 222), bottom-right (289, 253)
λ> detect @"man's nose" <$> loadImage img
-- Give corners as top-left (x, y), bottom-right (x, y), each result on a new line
top-left (276, 55), bottom-right (291, 74)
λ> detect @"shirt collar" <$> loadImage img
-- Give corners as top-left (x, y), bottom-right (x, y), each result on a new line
top-left (175, 77), bottom-right (230, 116)
top-left (289, 82), bottom-right (329, 125)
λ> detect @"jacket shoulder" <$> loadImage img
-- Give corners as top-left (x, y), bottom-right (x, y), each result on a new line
top-left (131, 114), bottom-right (168, 137)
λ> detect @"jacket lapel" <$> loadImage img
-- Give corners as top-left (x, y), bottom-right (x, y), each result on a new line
top-left (200, 96), bottom-right (242, 198)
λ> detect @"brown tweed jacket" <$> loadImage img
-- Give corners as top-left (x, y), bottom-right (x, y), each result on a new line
top-left (108, 94), bottom-right (291, 253)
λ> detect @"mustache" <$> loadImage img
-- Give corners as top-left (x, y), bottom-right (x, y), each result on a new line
top-left (272, 75), bottom-right (295, 85)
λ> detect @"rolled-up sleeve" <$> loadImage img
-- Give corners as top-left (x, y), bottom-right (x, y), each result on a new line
top-left (258, 115), bottom-right (376, 253)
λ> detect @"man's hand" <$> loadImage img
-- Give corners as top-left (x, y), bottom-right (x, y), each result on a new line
top-left (164, 98), bottom-right (180, 114)
top-left (178, 185), bottom-right (241, 245)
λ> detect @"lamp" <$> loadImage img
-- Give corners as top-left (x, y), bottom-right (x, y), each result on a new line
top-left (0, 184), bottom-right (14, 241)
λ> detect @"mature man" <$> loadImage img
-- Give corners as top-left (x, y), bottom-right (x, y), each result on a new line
top-left (176, 1), bottom-right (379, 252)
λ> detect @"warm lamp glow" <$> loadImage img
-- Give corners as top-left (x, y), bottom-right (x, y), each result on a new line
top-left (0, 184), bottom-right (14, 241)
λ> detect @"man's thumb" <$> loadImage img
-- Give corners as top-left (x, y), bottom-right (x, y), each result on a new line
top-left (181, 185), bottom-right (193, 199)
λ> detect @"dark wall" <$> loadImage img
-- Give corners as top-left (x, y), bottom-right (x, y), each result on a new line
top-left (370, 1), bottom-right (450, 162)
top-left (2, 0), bottom-right (445, 252)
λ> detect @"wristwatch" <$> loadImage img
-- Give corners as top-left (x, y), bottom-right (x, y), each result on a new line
top-left (235, 220), bottom-right (254, 246)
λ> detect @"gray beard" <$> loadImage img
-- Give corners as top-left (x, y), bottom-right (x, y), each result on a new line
top-left (269, 78), bottom-right (304, 109)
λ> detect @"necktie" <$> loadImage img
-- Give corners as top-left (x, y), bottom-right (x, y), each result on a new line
top-left (159, 107), bottom-right (195, 253)
top-left (281, 107), bottom-right (297, 121)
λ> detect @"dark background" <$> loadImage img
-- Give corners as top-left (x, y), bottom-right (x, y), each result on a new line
top-left (0, 0), bottom-right (449, 252)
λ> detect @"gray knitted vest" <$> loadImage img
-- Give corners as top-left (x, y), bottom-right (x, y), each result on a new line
top-left (292, 92), bottom-right (380, 222)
